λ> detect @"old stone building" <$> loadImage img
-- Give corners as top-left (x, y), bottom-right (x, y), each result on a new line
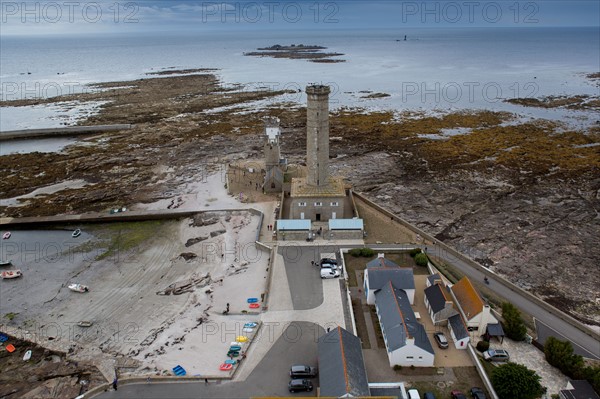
top-left (289, 85), bottom-right (346, 221)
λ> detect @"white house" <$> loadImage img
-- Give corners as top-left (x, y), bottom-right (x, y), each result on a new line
top-left (424, 282), bottom-right (458, 325)
top-left (449, 277), bottom-right (498, 335)
top-left (364, 256), bottom-right (415, 305)
top-left (448, 314), bottom-right (470, 349)
top-left (375, 282), bottom-right (435, 367)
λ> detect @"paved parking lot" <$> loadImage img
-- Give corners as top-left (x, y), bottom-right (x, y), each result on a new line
top-left (98, 321), bottom-right (322, 398)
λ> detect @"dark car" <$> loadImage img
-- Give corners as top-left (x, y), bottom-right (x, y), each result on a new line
top-left (433, 332), bottom-right (449, 349)
top-left (288, 379), bottom-right (313, 393)
top-left (424, 393), bottom-right (436, 399)
top-left (470, 387), bottom-right (487, 399)
top-left (290, 364), bottom-right (318, 378)
top-left (451, 390), bottom-right (467, 399)
top-left (320, 258), bottom-right (338, 266)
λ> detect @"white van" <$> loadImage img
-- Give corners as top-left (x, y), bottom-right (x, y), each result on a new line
top-left (320, 268), bottom-right (340, 279)
top-left (407, 389), bottom-right (420, 399)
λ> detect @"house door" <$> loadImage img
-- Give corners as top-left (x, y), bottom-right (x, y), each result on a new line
top-left (332, 212), bottom-right (336, 219)
top-left (300, 212), bottom-right (304, 219)
top-left (316, 213), bottom-right (321, 221)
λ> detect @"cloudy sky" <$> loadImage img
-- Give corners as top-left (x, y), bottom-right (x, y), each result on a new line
top-left (1, 0), bottom-right (598, 35)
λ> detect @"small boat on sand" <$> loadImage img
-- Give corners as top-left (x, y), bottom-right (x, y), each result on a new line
top-left (77, 321), bottom-right (93, 328)
top-left (0, 260), bottom-right (12, 266)
top-left (2, 232), bottom-right (11, 240)
top-left (23, 350), bottom-right (32, 361)
top-left (72, 229), bottom-right (82, 238)
top-left (1, 270), bottom-right (22, 279)
top-left (68, 283), bottom-right (89, 293)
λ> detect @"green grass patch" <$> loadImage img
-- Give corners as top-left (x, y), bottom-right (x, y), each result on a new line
top-left (93, 220), bottom-right (166, 261)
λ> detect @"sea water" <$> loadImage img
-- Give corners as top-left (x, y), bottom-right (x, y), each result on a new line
top-left (1, 27), bottom-right (598, 131)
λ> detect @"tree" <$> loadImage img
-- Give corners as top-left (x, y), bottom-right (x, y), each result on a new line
top-left (501, 302), bottom-right (527, 341)
top-left (544, 337), bottom-right (585, 378)
top-left (414, 253), bottom-right (429, 267)
top-left (491, 363), bottom-right (544, 399)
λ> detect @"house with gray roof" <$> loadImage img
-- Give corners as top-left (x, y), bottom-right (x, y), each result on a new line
top-left (364, 255), bottom-right (415, 305)
top-left (448, 313), bottom-right (470, 349)
top-left (427, 273), bottom-right (443, 287)
top-left (374, 282), bottom-right (435, 367)
top-left (318, 327), bottom-right (370, 397)
top-left (424, 283), bottom-right (458, 324)
top-left (560, 380), bottom-right (600, 399)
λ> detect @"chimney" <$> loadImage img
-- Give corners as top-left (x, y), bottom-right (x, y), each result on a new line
top-left (305, 84), bottom-right (330, 187)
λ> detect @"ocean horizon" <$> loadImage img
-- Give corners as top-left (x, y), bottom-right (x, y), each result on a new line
top-left (1, 26), bottom-right (598, 130)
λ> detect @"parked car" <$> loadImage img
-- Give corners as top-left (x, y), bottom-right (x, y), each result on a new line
top-left (288, 379), bottom-right (313, 392)
top-left (483, 349), bottom-right (510, 362)
top-left (320, 267), bottom-right (341, 279)
top-left (451, 391), bottom-right (467, 399)
top-left (289, 364), bottom-right (318, 378)
top-left (319, 258), bottom-right (337, 266)
top-left (433, 332), bottom-right (449, 349)
top-left (470, 387), bottom-right (487, 399)
top-left (407, 389), bottom-right (420, 399)
top-left (424, 393), bottom-right (436, 399)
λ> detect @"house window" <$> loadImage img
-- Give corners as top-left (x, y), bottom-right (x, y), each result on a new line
top-left (406, 356), bottom-right (414, 360)
top-left (298, 202), bottom-right (306, 207)
top-left (418, 357), bottom-right (423, 360)
top-left (314, 202), bottom-right (322, 206)
top-left (330, 202), bottom-right (338, 206)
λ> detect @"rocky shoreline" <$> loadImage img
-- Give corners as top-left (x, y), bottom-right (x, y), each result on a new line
top-left (1, 70), bottom-right (599, 327)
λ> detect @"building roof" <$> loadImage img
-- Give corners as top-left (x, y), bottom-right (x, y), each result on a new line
top-left (318, 327), bottom-right (371, 397)
top-left (366, 257), bottom-right (399, 269)
top-left (448, 313), bottom-right (469, 340)
top-left (451, 277), bottom-right (485, 320)
top-left (329, 219), bottom-right (364, 230)
top-left (375, 282), bottom-right (434, 354)
top-left (486, 323), bottom-right (505, 337)
top-left (290, 176), bottom-right (346, 198)
top-left (424, 283), bottom-right (451, 313)
top-left (367, 268), bottom-right (415, 291)
top-left (427, 273), bottom-right (443, 286)
top-left (276, 219), bottom-right (311, 231)
top-left (560, 380), bottom-right (600, 399)
top-left (265, 167), bottom-right (283, 182)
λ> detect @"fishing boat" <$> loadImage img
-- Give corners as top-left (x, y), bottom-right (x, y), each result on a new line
top-left (68, 283), bottom-right (89, 293)
top-left (2, 232), bottom-right (11, 240)
top-left (72, 229), bottom-right (82, 238)
top-left (1, 270), bottom-right (22, 279)
top-left (0, 260), bottom-right (12, 266)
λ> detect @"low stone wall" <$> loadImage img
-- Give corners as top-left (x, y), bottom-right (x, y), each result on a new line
top-left (0, 124), bottom-right (132, 140)
top-left (467, 344), bottom-right (499, 399)
top-left (329, 229), bottom-right (363, 240)
top-left (276, 230), bottom-right (308, 241)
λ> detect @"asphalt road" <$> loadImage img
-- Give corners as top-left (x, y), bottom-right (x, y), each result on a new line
top-left (278, 245), bottom-right (326, 310)
top-left (96, 321), bottom-right (322, 398)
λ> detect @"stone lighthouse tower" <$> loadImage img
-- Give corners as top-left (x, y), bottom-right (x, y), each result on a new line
top-left (288, 84), bottom-right (346, 222)
top-left (306, 85), bottom-right (330, 187)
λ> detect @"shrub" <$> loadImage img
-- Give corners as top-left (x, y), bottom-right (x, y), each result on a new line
top-left (501, 302), bottom-right (527, 341)
top-left (409, 248), bottom-right (422, 257)
top-left (349, 248), bottom-right (362, 257)
top-left (491, 363), bottom-right (544, 399)
top-left (544, 337), bottom-right (585, 379)
top-left (476, 340), bottom-right (490, 352)
top-left (393, 365), bottom-right (402, 371)
top-left (360, 248), bottom-right (375, 257)
top-left (414, 253), bottom-right (429, 267)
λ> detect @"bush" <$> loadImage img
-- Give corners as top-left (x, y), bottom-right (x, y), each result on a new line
top-left (544, 337), bottom-right (585, 378)
top-left (501, 302), bottom-right (527, 341)
top-left (409, 248), bottom-right (422, 257)
top-left (491, 363), bottom-right (544, 399)
top-left (393, 365), bottom-right (402, 371)
top-left (414, 253), bottom-right (429, 267)
top-left (476, 340), bottom-right (490, 352)
top-left (360, 248), bottom-right (375, 257)
top-left (349, 248), bottom-right (362, 257)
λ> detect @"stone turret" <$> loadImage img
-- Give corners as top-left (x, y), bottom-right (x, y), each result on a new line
top-left (305, 85), bottom-right (330, 187)
top-left (264, 117), bottom-right (281, 169)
